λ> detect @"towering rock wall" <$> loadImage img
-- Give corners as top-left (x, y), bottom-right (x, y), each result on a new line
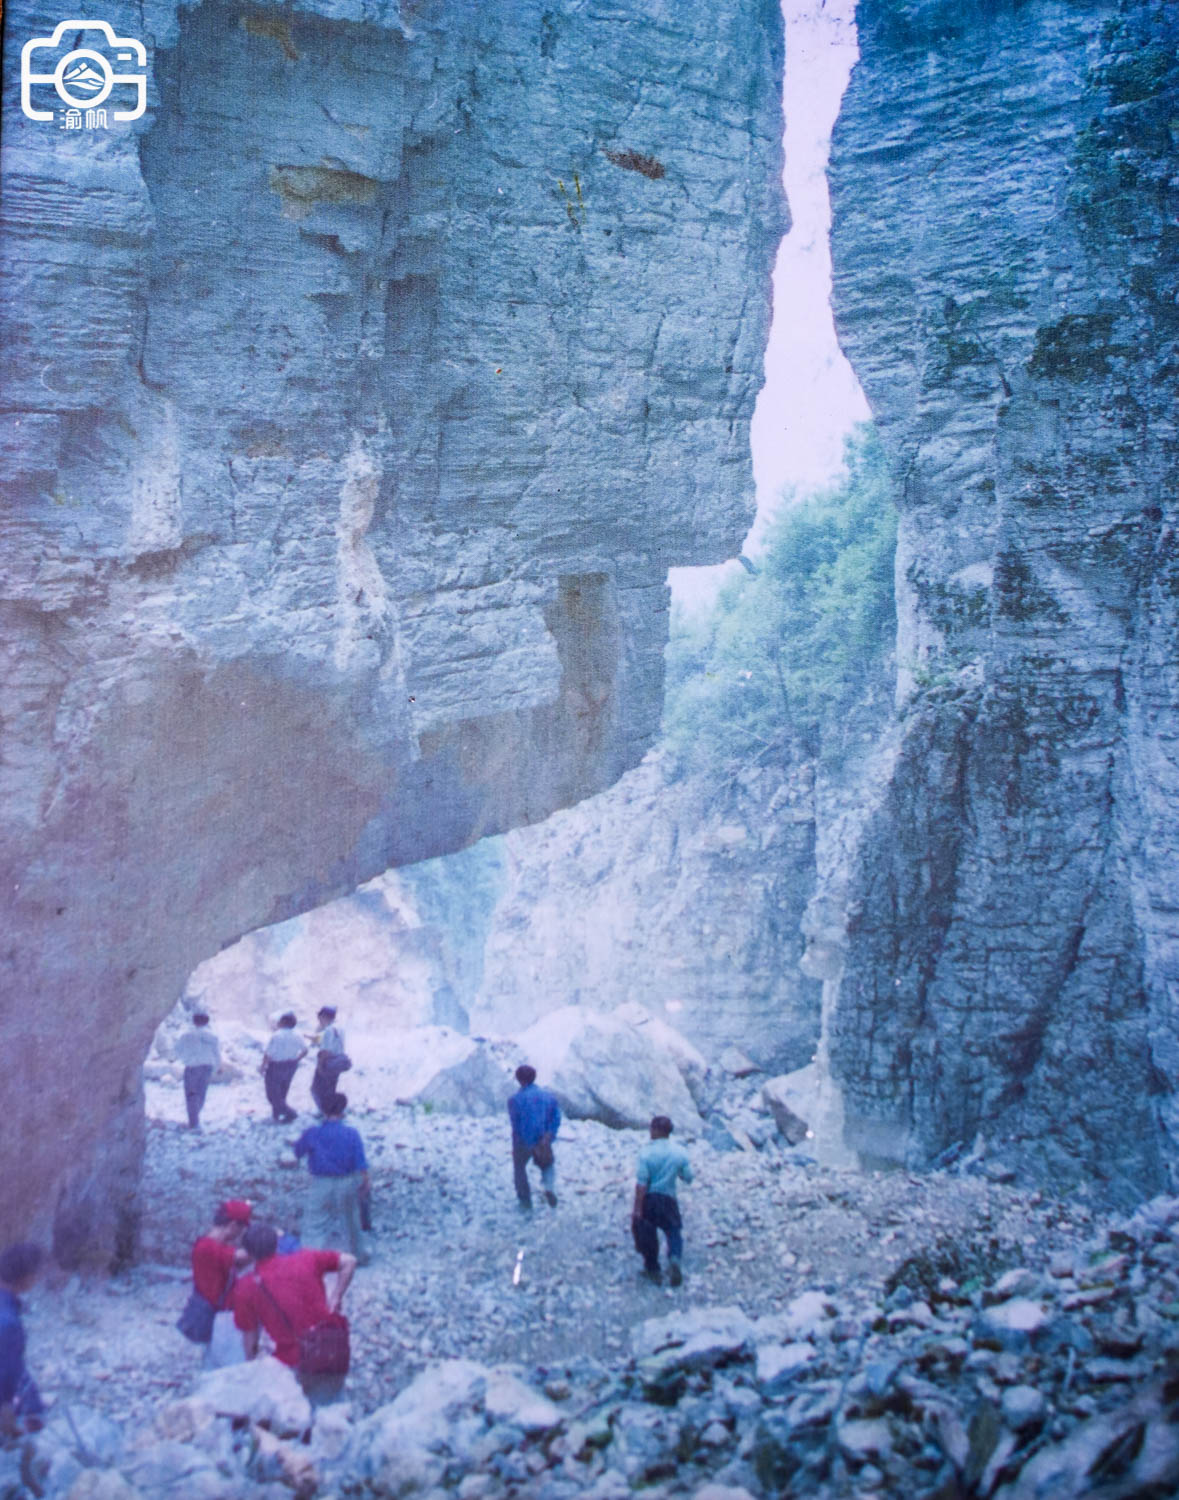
top-left (826, 0), bottom-right (1179, 1195)
top-left (0, 0), bottom-right (785, 1261)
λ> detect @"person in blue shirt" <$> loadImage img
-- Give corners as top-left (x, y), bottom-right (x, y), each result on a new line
top-left (293, 1093), bottom-right (370, 1262)
top-left (632, 1115), bottom-right (693, 1286)
top-left (507, 1064), bottom-right (561, 1211)
top-left (0, 1242), bottom-right (45, 1438)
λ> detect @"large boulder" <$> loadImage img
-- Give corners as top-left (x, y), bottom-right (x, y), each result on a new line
top-left (353, 1359), bottom-right (563, 1495)
top-left (373, 1026), bottom-right (514, 1116)
top-left (612, 1001), bottom-right (712, 1108)
top-left (514, 1007), bottom-right (704, 1132)
top-left (414, 1039), bottom-right (517, 1118)
top-left (761, 1070), bottom-right (815, 1147)
top-left (196, 1356), bottom-right (311, 1438)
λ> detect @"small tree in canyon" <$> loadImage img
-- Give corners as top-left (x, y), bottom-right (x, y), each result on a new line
top-left (665, 423), bottom-right (896, 769)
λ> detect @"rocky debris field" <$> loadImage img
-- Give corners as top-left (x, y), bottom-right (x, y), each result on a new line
top-left (4, 1070), bottom-right (1179, 1499)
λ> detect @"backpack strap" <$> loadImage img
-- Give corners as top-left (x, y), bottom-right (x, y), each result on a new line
top-left (251, 1270), bottom-right (297, 1339)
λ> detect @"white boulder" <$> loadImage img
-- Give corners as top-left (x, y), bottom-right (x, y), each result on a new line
top-left (718, 1046), bottom-right (761, 1078)
top-left (755, 1341), bottom-right (816, 1388)
top-left (515, 1007), bottom-right (704, 1131)
top-left (761, 1072), bottom-right (813, 1146)
top-left (196, 1355), bottom-right (312, 1437)
top-left (483, 1368), bottom-right (563, 1433)
top-left (612, 1002), bottom-right (711, 1106)
top-left (381, 1027), bottom-right (483, 1103)
top-left (633, 1306), bottom-right (756, 1371)
top-left (414, 1039), bottom-right (516, 1117)
top-left (981, 1300), bottom-right (1050, 1337)
top-left (354, 1360), bottom-right (488, 1496)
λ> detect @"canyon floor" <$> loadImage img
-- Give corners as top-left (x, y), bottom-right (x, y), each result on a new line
top-left (15, 1066), bottom-right (1179, 1498)
top-left (38, 1072), bottom-right (1067, 1421)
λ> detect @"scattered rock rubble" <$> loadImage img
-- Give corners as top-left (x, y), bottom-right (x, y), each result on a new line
top-left (6, 1073), bottom-right (1179, 1498)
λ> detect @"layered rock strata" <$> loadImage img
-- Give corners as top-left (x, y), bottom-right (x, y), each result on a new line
top-left (0, 0), bottom-right (785, 1259)
top-left (826, 0), bottom-right (1179, 1193)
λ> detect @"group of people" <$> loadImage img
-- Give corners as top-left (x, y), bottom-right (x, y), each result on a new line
top-left (507, 1064), bottom-right (694, 1284)
top-left (175, 1005), bottom-right (351, 1130)
top-left (1, 1054), bottom-right (696, 1437)
top-left (187, 1197), bottom-right (357, 1402)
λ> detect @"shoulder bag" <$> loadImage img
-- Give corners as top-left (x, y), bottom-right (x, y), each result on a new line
top-left (257, 1276), bottom-right (350, 1377)
top-left (177, 1268), bottom-right (234, 1345)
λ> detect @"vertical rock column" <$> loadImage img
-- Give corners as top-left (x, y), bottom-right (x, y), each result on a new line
top-left (0, 0), bottom-right (785, 1260)
top-left (826, 0), bottom-right (1179, 1193)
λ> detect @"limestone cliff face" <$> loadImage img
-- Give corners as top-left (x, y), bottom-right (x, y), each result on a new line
top-left (0, 0), bottom-right (785, 1260)
top-left (826, 0), bottom-right (1179, 1194)
top-left (474, 754), bottom-right (822, 1072)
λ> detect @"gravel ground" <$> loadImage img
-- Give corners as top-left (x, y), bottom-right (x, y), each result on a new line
top-left (21, 1066), bottom-right (1097, 1432)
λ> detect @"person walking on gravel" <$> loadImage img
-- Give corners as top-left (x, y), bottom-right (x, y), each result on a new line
top-left (262, 1012), bottom-right (307, 1123)
top-left (508, 1064), bottom-right (561, 1211)
top-left (293, 1093), bottom-right (370, 1261)
top-left (310, 1006), bottom-right (350, 1114)
top-left (175, 1009), bottom-right (221, 1130)
top-left (632, 1115), bottom-right (693, 1286)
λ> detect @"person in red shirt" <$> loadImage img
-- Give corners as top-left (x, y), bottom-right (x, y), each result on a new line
top-left (234, 1222), bottom-right (357, 1400)
top-left (189, 1198), bottom-right (252, 1369)
top-left (190, 1199), bottom-right (252, 1310)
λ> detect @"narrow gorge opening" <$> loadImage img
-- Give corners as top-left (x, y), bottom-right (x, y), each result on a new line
top-left (146, 0), bottom-right (883, 1139)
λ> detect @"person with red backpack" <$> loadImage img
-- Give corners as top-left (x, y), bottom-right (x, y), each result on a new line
top-left (234, 1222), bottom-right (356, 1402)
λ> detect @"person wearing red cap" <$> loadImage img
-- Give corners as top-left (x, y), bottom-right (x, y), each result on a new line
top-left (190, 1200), bottom-right (252, 1367)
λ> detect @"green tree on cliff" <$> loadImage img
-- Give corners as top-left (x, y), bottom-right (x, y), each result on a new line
top-left (664, 423), bottom-right (896, 767)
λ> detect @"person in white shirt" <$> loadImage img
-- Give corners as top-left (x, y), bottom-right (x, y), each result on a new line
top-left (261, 1013), bottom-right (307, 1124)
top-left (310, 1006), bottom-right (350, 1114)
top-left (175, 1010), bottom-right (221, 1130)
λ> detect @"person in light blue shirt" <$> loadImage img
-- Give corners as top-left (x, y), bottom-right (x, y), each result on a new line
top-left (632, 1116), bottom-right (693, 1286)
top-left (507, 1065), bottom-right (561, 1211)
top-left (294, 1093), bottom-right (369, 1261)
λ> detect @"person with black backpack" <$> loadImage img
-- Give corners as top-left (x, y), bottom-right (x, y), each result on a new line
top-left (177, 1199), bottom-right (251, 1365)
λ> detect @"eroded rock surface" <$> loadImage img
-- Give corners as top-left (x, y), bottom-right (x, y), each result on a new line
top-left (826, 0), bottom-right (1179, 1190)
top-left (475, 755), bottom-right (822, 1071)
top-left (0, 0), bottom-right (785, 1258)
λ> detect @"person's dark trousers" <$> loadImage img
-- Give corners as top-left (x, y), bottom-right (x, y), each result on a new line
top-left (512, 1136), bottom-right (535, 1205)
top-left (511, 1136), bottom-right (556, 1207)
top-left (632, 1192), bottom-right (683, 1273)
top-left (311, 1058), bottom-right (340, 1113)
top-left (184, 1065), bottom-right (213, 1128)
top-left (265, 1061), bottom-right (299, 1122)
